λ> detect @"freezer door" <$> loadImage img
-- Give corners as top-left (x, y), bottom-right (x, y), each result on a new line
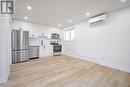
top-left (12, 50), bottom-right (29, 63)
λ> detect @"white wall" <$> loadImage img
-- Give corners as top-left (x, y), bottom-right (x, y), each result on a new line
top-left (0, 15), bottom-right (12, 83)
top-left (12, 19), bottom-right (62, 39)
top-left (63, 7), bottom-right (130, 73)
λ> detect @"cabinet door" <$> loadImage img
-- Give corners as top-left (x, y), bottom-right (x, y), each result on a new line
top-left (39, 46), bottom-right (53, 58)
top-left (39, 39), bottom-right (53, 58)
top-left (39, 46), bottom-right (50, 57)
top-left (44, 46), bottom-right (52, 57)
top-left (39, 46), bottom-right (45, 58)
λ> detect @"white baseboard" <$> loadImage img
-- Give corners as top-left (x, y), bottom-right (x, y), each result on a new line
top-left (100, 62), bottom-right (130, 73)
top-left (63, 54), bottom-right (130, 73)
top-left (63, 54), bottom-right (99, 64)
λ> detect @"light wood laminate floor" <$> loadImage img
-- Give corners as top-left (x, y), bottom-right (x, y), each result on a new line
top-left (0, 56), bottom-right (130, 87)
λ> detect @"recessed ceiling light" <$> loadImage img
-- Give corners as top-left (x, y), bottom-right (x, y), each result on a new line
top-left (58, 24), bottom-right (61, 27)
top-left (24, 17), bottom-right (28, 20)
top-left (120, 0), bottom-right (126, 2)
top-left (69, 19), bottom-right (72, 23)
top-left (86, 12), bottom-right (90, 16)
top-left (27, 6), bottom-right (32, 10)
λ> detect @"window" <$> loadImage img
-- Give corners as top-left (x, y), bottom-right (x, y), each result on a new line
top-left (64, 28), bottom-right (75, 40)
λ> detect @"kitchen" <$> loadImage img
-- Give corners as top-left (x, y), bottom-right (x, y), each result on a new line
top-left (12, 19), bottom-right (63, 63)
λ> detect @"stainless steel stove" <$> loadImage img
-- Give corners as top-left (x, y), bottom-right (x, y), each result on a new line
top-left (53, 44), bottom-right (62, 56)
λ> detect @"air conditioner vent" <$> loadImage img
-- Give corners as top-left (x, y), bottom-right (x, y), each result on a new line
top-left (89, 13), bottom-right (107, 25)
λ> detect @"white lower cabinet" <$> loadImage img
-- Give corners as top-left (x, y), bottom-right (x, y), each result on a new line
top-left (39, 45), bottom-right (53, 58)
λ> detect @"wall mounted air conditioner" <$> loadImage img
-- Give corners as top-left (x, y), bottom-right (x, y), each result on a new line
top-left (89, 13), bottom-right (107, 25)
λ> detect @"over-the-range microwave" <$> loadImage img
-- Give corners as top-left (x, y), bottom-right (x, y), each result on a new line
top-left (51, 33), bottom-right (59, 39)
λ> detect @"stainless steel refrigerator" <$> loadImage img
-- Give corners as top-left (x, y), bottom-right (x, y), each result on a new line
top-left (12, 30), bottom-right (29, 63)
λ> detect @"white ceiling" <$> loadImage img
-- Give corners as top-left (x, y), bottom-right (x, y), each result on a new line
top-left (15, 0), bottom-right (130, 28)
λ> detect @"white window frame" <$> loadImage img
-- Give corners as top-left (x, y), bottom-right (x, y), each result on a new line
top-left (64, 27), bottom-right (75, 41)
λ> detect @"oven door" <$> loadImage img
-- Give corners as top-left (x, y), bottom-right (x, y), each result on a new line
top-left (53, 45), bottom-right (62, 52)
